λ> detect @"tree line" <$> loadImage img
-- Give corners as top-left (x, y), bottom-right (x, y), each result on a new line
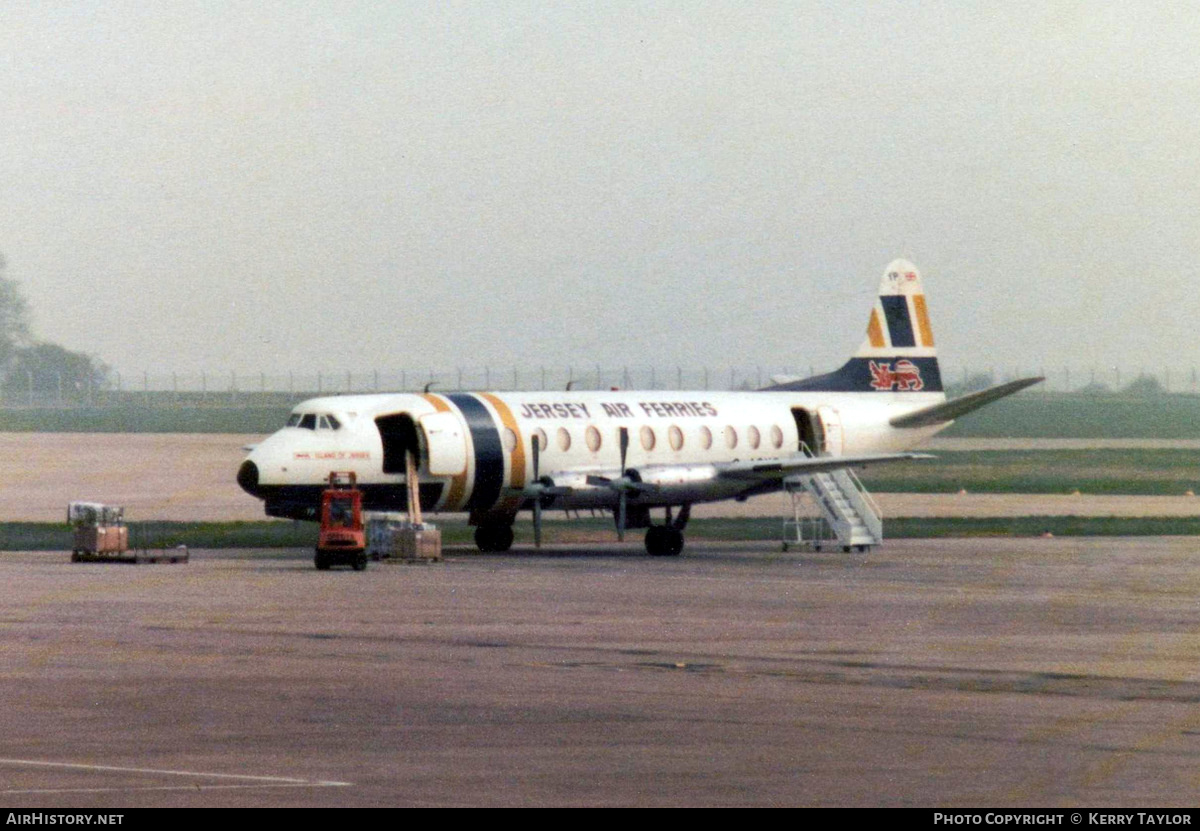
top-left (1, 254), bottom-right (107, 401)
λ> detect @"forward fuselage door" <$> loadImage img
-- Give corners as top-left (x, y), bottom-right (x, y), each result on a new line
top-left (420, 411), bottom-right (468, 476)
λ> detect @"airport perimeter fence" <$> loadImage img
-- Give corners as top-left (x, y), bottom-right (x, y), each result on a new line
top-left (0, 364), bottom-right (1194, 409)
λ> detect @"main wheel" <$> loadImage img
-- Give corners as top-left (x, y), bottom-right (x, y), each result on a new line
top-left (645, 527), bottom-right (684, 556)
top-left (474, 524), bottom-right (514, 553)
top-left (644, 526), bottom-right (664, 555)
top-left (661, 527), bottom-right (684, 556)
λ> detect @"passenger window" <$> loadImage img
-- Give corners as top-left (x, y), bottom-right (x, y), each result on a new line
top-left (640, 425), bottom-right (656, 451)
top-left (699, 425), bottom-right (713, 450)
top-left (502, 427), bottom-right (518, 453)
top-left (586, 426), bottom-right (602, 452)
top-left (724, 426), bottom-right (738, 449)
top-left (535, 428), bottom-right (548, 452)
top-left (557, 427), bottom-right (571, 452)
top-left (770, 425), bottom-right (783, 449)
top-left (748, 426), bottom-right (761, 450)
top-left (668, 425), bottom-right (683, 451)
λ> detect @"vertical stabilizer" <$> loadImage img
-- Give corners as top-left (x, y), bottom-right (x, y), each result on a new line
top-left (854, 260), bottom-right (937, 360)
top-left (763, 259), bottom-right (943, 393)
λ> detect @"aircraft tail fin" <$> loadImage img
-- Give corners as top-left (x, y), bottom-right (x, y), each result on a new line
top-left (763, 259), bottom-right (943, 393)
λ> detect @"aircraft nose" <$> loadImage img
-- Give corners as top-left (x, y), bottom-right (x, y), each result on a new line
top-left (237, 460), bottom-right (260, 496)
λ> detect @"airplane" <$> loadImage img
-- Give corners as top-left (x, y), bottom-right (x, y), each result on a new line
top-left (236, 260), bottom-right (1041, 555)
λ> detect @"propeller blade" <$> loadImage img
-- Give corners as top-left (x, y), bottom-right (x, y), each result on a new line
top-left (617, 427), bottom-right (630, 542)
top-left (531, 435), bottom-right (542, 548)
top-left (618, 490), bottom-right (626, 542)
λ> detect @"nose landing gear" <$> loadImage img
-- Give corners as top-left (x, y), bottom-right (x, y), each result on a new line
top-left (474, 523), bottom-right (515, 553)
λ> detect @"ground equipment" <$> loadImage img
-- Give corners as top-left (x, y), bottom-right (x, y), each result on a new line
top-left (315, 471), bottom-right (367, 570)
top-left (69, 502), bottom-right (128, 561)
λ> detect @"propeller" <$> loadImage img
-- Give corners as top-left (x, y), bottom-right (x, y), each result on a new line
top-left (584, 427), bottom-right (652, 542)
top-left (532, 437), bottom-right (544, 548)
top-left (617, 427), bottom-right (629, 540)
top-left (522, 435), bottom-right (570, 548)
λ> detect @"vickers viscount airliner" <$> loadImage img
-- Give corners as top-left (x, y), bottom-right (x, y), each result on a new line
top-left (237, 260), bottom-right (1040, 555)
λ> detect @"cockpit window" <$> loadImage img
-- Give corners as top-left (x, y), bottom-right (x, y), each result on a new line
top-left (287, 412), bottom-right (339, 430)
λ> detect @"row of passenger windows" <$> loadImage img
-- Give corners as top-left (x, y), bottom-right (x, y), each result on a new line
top-left (503, 424), bottom-right (787, 454)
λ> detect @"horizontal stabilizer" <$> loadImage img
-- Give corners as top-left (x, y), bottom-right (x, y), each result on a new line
top-left (718, 451), bottom-right (934, 481)
top-left (888, 377), bottom-right (1044, 429)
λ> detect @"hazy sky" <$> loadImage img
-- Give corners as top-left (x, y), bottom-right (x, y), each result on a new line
top-left (3, 1), bottom-right (1198, 380)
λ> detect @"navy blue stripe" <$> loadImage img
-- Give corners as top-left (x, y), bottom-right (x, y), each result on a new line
top-left (881, 295), bottom-right (916, 347)
top-left (763, 357), bottom-right (943, 393)
top-left (447, 393), bottom-right (505, 512)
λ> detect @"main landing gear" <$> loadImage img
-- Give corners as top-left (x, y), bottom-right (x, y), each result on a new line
top-left (643, 504), bottom-right (690, 557)
top-left (644, 525), bottom-right (684, 556)
top-left (474, 523), bottom-right (514, 553)
top-left (475, 505), bottom-right (690, 556)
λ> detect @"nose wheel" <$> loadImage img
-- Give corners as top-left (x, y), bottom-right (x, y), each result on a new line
top-left (474, 523), bottom-right (514, 553)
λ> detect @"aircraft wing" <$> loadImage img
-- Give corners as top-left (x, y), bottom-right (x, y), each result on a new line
top-left (716, 451), bottom-right (934, 482)
top-left (888, 376), bottom-right (1044, 429)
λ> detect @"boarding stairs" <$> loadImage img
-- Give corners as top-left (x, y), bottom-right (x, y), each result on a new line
top-left (781, 446), bottom-right (883, 553)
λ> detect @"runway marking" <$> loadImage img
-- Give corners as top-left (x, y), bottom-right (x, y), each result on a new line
top-left (1, 784), bottom-right (342, 796)
top-left (0, 758), bottom-right (351, 794)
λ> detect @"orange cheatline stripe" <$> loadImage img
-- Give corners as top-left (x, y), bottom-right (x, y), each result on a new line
top-left (420, 393), bottom-right (450, 413)
top-left (912, 295), bottom-right (935, 347)
top-left (867, 308), bottom-right (886, 348)
top-left (419, 393), bottom-right (467, 510)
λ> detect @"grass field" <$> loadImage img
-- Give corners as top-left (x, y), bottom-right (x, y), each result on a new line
top-left (0, 405), bottom-right (288, 433)
top-left (860, 448), bottom-right (1200, 495)
top-left (939, 393), bottom-right (1200, 439)
top-left (9, 515), bottom-right (1200, 551)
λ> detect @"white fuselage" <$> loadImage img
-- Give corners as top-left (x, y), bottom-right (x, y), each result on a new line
top-left (237, 388), bottom-right (948, 521)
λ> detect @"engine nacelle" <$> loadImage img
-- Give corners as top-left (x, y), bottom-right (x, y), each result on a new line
top-left (539, 471), bottom-right (613, 509)
top-left (539, 464), bottom-right (730, 510)
top-left (629, 464), bottom-right (721, 503)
